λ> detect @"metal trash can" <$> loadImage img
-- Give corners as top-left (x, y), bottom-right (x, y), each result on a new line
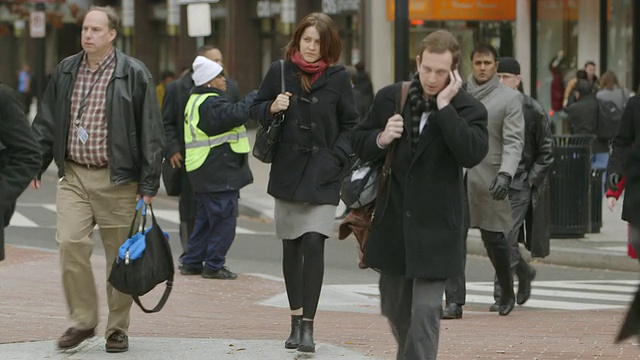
top-left (549, 135), bottom-right (595, 238)
top-left (590, 169), bottom-right (604, 233)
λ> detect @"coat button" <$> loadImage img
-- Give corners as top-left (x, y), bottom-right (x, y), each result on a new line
top-left (405, 211), bottom-right (411, 218)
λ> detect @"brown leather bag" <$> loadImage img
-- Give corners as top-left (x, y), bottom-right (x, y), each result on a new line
top-left (338, 81), bottom-right (410, 269)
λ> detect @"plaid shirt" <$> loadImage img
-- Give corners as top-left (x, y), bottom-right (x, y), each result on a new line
top-left (67, 49), bottom-right (116, 166)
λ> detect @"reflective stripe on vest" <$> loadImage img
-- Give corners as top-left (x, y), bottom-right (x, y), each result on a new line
top-left (184, 93), bottom-right (250, 172)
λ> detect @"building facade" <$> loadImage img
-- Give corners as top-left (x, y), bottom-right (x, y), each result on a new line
top-left (0, 0), bottom-right (637, 112)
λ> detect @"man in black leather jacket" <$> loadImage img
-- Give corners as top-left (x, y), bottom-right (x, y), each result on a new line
top-left (31, 6), bottom-right (163, 353)
top-left (492, 57), bottom-right (553, 310)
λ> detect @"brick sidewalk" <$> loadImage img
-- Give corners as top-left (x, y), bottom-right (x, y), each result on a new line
top-left (1, 245), bottom-right (639, 359)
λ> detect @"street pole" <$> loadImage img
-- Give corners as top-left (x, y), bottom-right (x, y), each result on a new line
top-left (35, 2), bottom-right (46, 104)
top-left (394, 0), bottom-right (409, 82)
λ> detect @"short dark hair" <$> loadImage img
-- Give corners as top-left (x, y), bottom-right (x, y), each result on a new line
top-left (160, 70), bottom-right (175, 82)
top-left (417, 30), bottom-right (461, 69)
top-left (471, 43), bottom-right (498, 62)
top-left (87, 6), bottom-right (119, 30)
top-left (584, 61), bottom-right (596, 68)
top-left (576, 70), bottom-right (588, 80)
top-left (574, 79), bottom-right (592, 96)
top-left (197, 45), bottom-right (220, 57)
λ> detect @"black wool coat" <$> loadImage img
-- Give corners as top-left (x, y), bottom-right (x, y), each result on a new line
top-left (0, 84), bottom-right (42, 260)
top-left (186, 87), bottom-right (255, 194)
top-left (250, 60), bottom-right (359, 205)
top-left (609, 95), bottom-right (640, 226)
top-left (351, 83), bottom-right (488, 278)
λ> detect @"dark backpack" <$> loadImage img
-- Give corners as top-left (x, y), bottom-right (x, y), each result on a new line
top-left (596, 99), bottom-right (623, 141)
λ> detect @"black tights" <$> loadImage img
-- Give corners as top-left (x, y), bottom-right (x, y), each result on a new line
top-left (282, 232), bottom-right (326, 320)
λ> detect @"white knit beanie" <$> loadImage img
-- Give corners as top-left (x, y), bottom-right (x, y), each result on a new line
top-left (192, 55), bottom-right (223, 86)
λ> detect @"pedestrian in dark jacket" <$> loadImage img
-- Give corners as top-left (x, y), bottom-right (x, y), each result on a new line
top-left (178, 56), bottom-right (255, 280)
top-left (490, 57), bottom-right (553, 310)
top-left (608, 95), bottom-right (640, 258)
top-left (30, 6), bottom-right (164, 353)
top-left (353, 61), bottom-right (374, 115)
top-left (250, 12), bottom-right (359, 353)
top-left (162, 44), bottom-right (242, 260)
top-left (566, 79), bottom-right (609, 173)
top-left (352, 30), bottom-right (488, 360)
top-left (0, 83), bottom-right (41, 261)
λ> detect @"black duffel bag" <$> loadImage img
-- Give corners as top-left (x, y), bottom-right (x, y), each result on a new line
top-left (109, 200), bottom-right (174, 313)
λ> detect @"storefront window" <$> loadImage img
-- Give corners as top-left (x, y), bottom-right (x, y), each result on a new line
top-left (409, 21), bottom-right (514, 81)
top-left (392, 0), bottom-right (516, 80)
top-left (607, 0), bottom-right (633, 92)
top-left (535, 0), bottom-right (579, 113)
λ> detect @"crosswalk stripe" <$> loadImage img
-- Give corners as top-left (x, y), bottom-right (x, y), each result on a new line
top-left (8, 212), bottom-right (38, 227)
top-left (466, 283), bottom-right (635, 302)
top-left (464, 294), bottom-right (622, 310)
top-left (260, 280), bottom-right (639, 313)
top-left (8, 206), bottom-right (274, 236)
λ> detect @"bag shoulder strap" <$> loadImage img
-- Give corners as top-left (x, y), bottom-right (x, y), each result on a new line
top-left (280, 60), bottom-right (285, 93)
top-left (385, 81), bottom-right (411, 162)
top-left (397, 81), bottom-right (410, 115)
top-left (377, 81), bottom-right (410, 200)
top-left (133, 275), bottom-right (173, 313)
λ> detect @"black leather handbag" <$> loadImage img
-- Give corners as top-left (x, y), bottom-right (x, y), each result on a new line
top-left (109, 202), bottom-right (174, 313)
top-left (252, 60), bottom-right (285, 164)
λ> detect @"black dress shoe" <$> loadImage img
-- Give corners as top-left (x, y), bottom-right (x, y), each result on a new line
top-left (517, 266), bottom-right (536, 305)
top-left (202, 266), bottom-right (238, 280)
top-left (179, 264), bottom-right (203, 275)
top-left (489, 302), bottom-right (499, 312)
top-left (498, 289), bottom-right (516, 316)
top-left (57, 327), bottom-right (95, 350)
top-left (442, 303), bottom-right (463, 319)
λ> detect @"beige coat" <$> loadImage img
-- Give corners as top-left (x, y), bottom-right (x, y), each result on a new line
top-left (466, 75), bottom-right (525, 232)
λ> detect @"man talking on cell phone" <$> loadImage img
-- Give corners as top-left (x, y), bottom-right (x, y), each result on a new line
top-left (351, 30), bottom-right (488, 359)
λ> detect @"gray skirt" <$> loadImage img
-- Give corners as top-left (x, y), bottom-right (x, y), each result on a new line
top-left (274, 199), bottom-right (337, 240)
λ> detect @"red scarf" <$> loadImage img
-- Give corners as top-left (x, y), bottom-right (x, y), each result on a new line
top-left (291, 50), bottom-right (329, 84)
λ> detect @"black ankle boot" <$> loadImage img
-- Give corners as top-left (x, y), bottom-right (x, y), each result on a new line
top-left (284, 315), bottom-right (302, 349)
top-left (297, 320), bottom-right (315, 353)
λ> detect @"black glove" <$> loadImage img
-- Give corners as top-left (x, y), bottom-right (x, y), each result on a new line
top-left (607, 172), bottom-right (621, 192)
top-left (489, 172), bottom-right (512, 201)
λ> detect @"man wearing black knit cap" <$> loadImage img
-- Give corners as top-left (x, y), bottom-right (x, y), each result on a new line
top-left (490, 57), bottom-right (553, 311)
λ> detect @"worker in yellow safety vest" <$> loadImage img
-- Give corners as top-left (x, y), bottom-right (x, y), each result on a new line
top-left (179, 55), bottom-right (257, 280)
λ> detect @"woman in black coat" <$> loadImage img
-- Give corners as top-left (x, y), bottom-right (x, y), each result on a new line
top-left (249, 12), bottom-right (359, 353)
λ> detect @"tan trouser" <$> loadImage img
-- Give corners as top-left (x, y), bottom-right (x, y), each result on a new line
top-left (56, 161), bottom-right (137, 338)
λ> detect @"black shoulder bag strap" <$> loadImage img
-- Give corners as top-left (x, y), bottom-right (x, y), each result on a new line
top-left (376, 81), bottom-right (411, 207)
top-left (132, 204), bottom-right (174, 314)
